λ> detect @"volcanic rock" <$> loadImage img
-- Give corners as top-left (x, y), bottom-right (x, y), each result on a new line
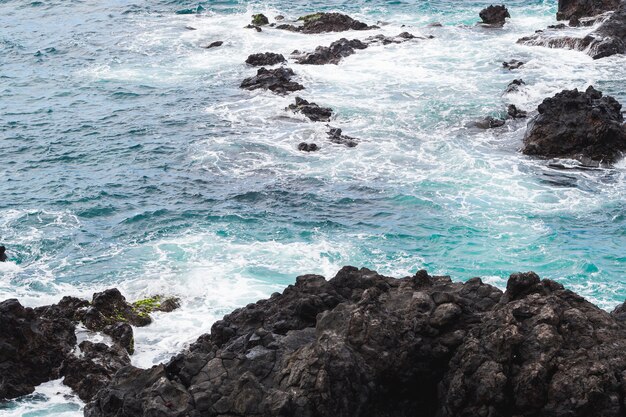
top-left (288, 97), bottom-right (333, 122)
top-left (0, 245), bottom-right (6, 262)
top-left (295, 38), bottom-right (368, 65)
top-left (556, 0), bottom-right (621, 20)
top-left (507, 104), bottom-right (528, 119)
top-left (251, 14), bottom-right (269, 26)
top-left (203, 41), bottom-right (223, 49)
top-left (327, 127), bottom-right (359, 147)
top-left (503, 59), bottom-right (524, 69)
top-left (505, 78), bottom-right (526, 93)
top-left (479, 5), bottom-right (511, 26)
top-left (474, 116), bottom-right (506, 129)
top-left (278, 12), bottom-right (376, 34)
top-left (240, 67), bottom-right (305, 95)
top-left (298, 142), bottom-right (320, 152)
top-left (522, 86), bottom-right (626, 163)
top-left (245, 52), bottom-right (286, 66)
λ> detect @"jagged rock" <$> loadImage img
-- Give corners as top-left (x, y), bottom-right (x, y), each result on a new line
top-left (0, 299), bottom-right (76, 400)
top-left (296, 38), bottom-right (368, 65)
top-left (61, 341), bottom-right (131, 402)
top-left (277, 12), bottom-right (376, 34)
top-left (518, 4), bottom-right (626, 59)
top-left (479, 5), bottom-right (511, 26)
top-left (507, 104), bottom-right (528, 119)
top-left (203, 41), bottom-right (223, 49)
top-left (547, 23), bottom-right (568, 29)
top-left (328, 127), bottom-right (359, 147)
top-left (81, 288), bottom-right (152, 332)
top-left (245, 52), bottom-right (286, 66)
top-left (288, 97), bottom-right (333, 122)
top-left (251, 14), bottom-right (269, 26)
top-left (245, 24), bottom-right (262, 32)
top-left (522, 86), bottom-right (626, 163)
top-left (505, 78), bottom-right (526, 93)
top-left (240, 67), bottom-right (305, 95)
top-left (298, 142), bottom-right (320, 152)
top-left (0, 245), bottom-right (7, 262)
top-left (365, 32), bottom-right (419, 45)
top-left (503, 59), bottom-right (524, 69)
top-left (556, 0), bottom-right (621, 20)
top-left (474, 116), bottom-right (506, 129)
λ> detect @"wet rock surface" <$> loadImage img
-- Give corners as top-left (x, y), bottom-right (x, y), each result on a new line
top-left (295, 38), bottom-right (368, 65)
top-left (522, 86), bottom-right (626, 163)
top-left (327, 127), bottom-right (359, 147)
top-left (507, 104), bottom-right (528, 119)
top-left (505, 78), bottom-right (526, 93)
top-left (298, 142), bottom-right (320, 152)
top-left (503, 59), bottom-right (524, 69)
top-left (203, 41), bottom-right (223, 49)
top-left (556, 0), bottom-right (621, 20)
top-left (240, 67), bottom-right (305, 94)
top-left (0, 245), bottom-right (6, 262)
top-left (474, 116), bottom-right (506, 129)
top-left (245, 52), bottom-right (286, 66)
top-left (83, 266), bottom-right (626, 417)
top-left (277, 12), bottom-right (376, 34)
top-left (288, 97), bottom-right (333, 122)
top-left (479, 5), bottom-right (511, 26)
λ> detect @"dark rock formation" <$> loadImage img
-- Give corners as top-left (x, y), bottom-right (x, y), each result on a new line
top-left (84, 266), bottom-right (626, 417)
top-left (503, 59), bottom-right (524, 70)
top-left (474, 116), bottom-right (506, 129)
top-left (298, 142), bottom-right (320, 152)
top-left (203, 41), bottom-right (223, 49)
top-left (245, 24), bottom-right (262, 32)
top-left (251, 14), bottom-right (269, 26)
top-left (505, 79), bottom-right (526, 93)
top-left (556, 0), bottom-right (621, 20)
top-left (479, 5), bottom-right (511, 26)
top-left (288, 97), bottom-right (333, 122)
top-left (277, 12), bottom-right (376, 34)
top-left (245, 52), bottom-right (286, 66)
top-left (518, 3), bottom-right (626, 59)
top-left (0, 245), bottom-right (6, 262)
top-left (328, 127), bottom-right (359, 147)
top-left (240, 67), bottom-right (305, 95)
top-left (295, 38), bottom-right (368, 65)
top-left (0, 299), bottom-right (76, 400)
top-left (365, 32), bottom-right (420, 45)
top-left (507, 104), bottom-right (528, 119)
top-left (61, 341), bottom-right (131, 401)
top-left (522, 86), bottom-right (626, 163)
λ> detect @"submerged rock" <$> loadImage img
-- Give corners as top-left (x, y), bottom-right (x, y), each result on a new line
top-left (479, 5), bottom-right (511, 26)
top-left (245, 24), bottom-right (262, 32)
top-left (295, 38), bottom-right (368, 65)
top-left (505, 78), bottom-right (526, 93)
top-left (288, 97), bottom-right (333, 122)
top-left (507, 104), bottom-right (528, 119)
top-left (298, 142), bottom-right (320, 152)
top-left (364, 31), bottom-right (420, 45)
top-left (327, 127), bottom-right (359, 147)
top-left (556, 0), bottom-right (621, 20)
top-left (203, 41), bottom-right (223, 49)
top-left (503, 59), bottom-right (524, 69)
top-left (240, 67), bottom-right (305, 95)
top-left (245, 52), bottom-right (286, 66)
top-left (474, 116), bottom-right (506, 129)
top-left (522, 86), bottom-right (626, 163)
top-left (277, 12), bottom-right (376, 34)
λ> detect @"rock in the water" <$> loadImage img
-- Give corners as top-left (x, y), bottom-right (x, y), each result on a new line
top-left (522, 86), bottom-right (626, 163)
top-left (479, 5), bottom-right (511, 26)
top-left (275, 15), bottom-right (285, 21)
top-left (365, 31), bottom-right (420, 45)
top-left (474, 116), bottom-right (506, 129)
top-left (298, 142), bottom-right (320, 152)
top-left (0, 245), bottom-right (6, 262)
top-left (245, 24), bottom-right (262, 32)
top-left (518, 3), bottom-right (626, 59)
top-left (507, 104), bottom-right (528, 119)
top-left (288, 97), bottom-right (333, 122)
top-left (81, 288), bottom-right (152, 332)
top-left (61, 341), bottom-right (131, 402)
top-left (556, 0), bottom-right (621, 20)
top-left (277, 12), bottom-right (376, 34)
top-left (505, 78), bottom-right (526, 93)
top-left (503, 59), bottom-right (524, 69)
top-left (240, 67), bottom-right (305, 95)
top-left (327, 127), bottom-right (359, 147)
top-left (245, 52), bottom-right (286, 66)
top-left (203, 41), bottom-right (223, 49)
top-left (0, 299), bottom-right (76, 400)
top-left (251, 13), bottom-right (269, 26)
top-left (296, 38), bottom-right (368, 65)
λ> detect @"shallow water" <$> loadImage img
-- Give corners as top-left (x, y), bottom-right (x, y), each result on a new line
top-left (1, 0), bottom-right (625, 414)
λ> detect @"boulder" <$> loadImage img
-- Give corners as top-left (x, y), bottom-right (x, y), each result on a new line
top-left (0, 245), bottom-right (6, 262)
top-left (203, 41), bottom-right (223, 49)
top-left (479, 5), bottom-right (511, 26)
top-left (245, 52), bottom-right (286, 66)
top-left (505, 78), bottom-right (526, 93)
top-left (474, 116), bottom-right (506, 129)
top-left (277, 12), bottom-right (376, 34)
top-left (522, 86), bottom-right (626, 163)
top-left (240, 67), bottom-right (305, 95)
top-left (295, 38), bottom-right (368, 65)
top-left (298, 142), bottom-right (320, 152)
top-left (507, 104), bottom-right (528, 119)
top-left (251, 14), bottom-right (269, 26)
top-left (556, 0), bottom-right (621, 20)
top-left (288, 97), bottom-right (333, 122)
top-left (503, 59), bottom-right (524, 70)
top-left (327, 127), bottom-right (359, 147)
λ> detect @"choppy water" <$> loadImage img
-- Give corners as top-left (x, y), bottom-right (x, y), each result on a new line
top-left (1, 0), bottom-right (625, 414)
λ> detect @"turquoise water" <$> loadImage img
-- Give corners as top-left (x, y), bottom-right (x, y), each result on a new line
top-left (1, 0), bottom-right (626, 414)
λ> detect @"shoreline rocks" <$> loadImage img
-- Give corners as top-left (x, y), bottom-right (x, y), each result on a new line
top-left (240, 67), bottom-right (305, 95)
top-left (556, 0), bottom-right (621, 20)
top-left (277, 12), bottom-right (376, 34)
top-left (288, 97), bottom-right (333, 122)
top-left (245, 52), bottom-right (286, 66)
top-left (295, 38), bottom-right (368, 65)
top-left (82, 266), bottom-right (626, 417)
top-left (522, 86), bottom-right (626, 164)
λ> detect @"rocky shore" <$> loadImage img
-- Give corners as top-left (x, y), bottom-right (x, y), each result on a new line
top-left (2, 267), bottom-right (626, 416)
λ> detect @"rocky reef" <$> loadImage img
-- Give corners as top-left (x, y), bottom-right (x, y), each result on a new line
top-left (240, 67), bottom-right (305, 95)
top-left (276, 12), bottom-right (376, 34)
top-left (556, 0), bottom-right (621, 20)
top-left (522, 86), bottom-right (626, 164)
top-left (72, 266), bottom-right (626, 417)
top-left (245, 52), bottom-right (286, 67)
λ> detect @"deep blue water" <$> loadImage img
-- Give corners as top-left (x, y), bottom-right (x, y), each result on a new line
top-left (1, 0), bottom-right (626, 414)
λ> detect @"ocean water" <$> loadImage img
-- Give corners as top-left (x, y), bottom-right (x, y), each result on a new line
top-left (1, 0), bottom-right (625, 414)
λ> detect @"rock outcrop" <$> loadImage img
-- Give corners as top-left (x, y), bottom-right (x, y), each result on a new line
top-left (556, 0), bottom-right (621, 20)
top-left (240, 67), bottom-right (305, 94)
top-left (479, 5), bottom-right (511, 26)
top-left (298, 142), bottom-right (320, 152)
top-left (327, 127), bottom-right (359, 147)
top-left (84, 266), bottom-right (626, 417)
top-left (518, 3), bottom-right (626, 59)
top-left (245, 52), bottom-right (286, 66)
top-left (522, 86), bottom-right (626, 164)
top-left (474, 116), bottom-right (506, 129)
top-left (0, 245), bottom-right (6, 262)
top-left (505, 79), bottom-right (526, 93)
top-left (277, 12), bottom-right (376, 34)
top-left (288, 97), bottom-right (333, 122)
top-left (295, 38), bottom-right (368, 65)
top-left (203, 41), bottom-right (223, 49)
top-left (251, 14), bottom-right (269, 26)
top-left (507, 104), bottom-right (528, 119)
